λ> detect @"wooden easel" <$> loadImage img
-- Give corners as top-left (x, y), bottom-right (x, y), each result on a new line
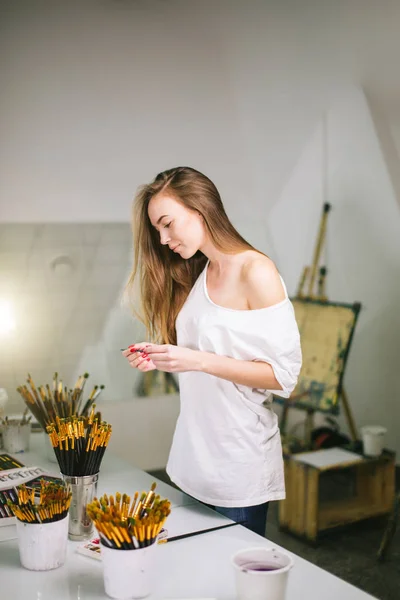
top-left (280, 202), bottom-right (359, 446)
top-left (378, 492), bottom-right (400, 561)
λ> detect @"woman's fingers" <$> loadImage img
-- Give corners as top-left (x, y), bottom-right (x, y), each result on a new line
top-left (144, 343), bottom-right (167, 354)
top-left (121, 343), bottom-right (156, 370)
top-left (121, 343), bottom-right (148, 356)
top-left (137, 360), bottom-right (156, 372)
top-left (127, 351), bottom-right (155, 371)
top-left (129, 353), bottom-right (149, 366)
top-left (122, 344), bottom-right (149, 364)
top-left (127, 355), bottom-right (141, 368)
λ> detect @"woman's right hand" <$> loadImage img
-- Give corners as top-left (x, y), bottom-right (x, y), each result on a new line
top-left (121, 344), bottom-right (156, 372)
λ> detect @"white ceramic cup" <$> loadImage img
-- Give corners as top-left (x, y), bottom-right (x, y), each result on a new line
top-left (232, 546), bottom-right (294, 600)
top-left (16, 515), bottom-right (69, 571)
top-left (361, 425), bottom-right (387, 457)
top-left (101, 542), bottom-right (157, 599)
top-left (2, 421), bottom-right (31, 453)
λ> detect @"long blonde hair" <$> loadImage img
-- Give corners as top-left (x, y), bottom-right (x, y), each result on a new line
top-left (126, 167), bottom-right (255, 344)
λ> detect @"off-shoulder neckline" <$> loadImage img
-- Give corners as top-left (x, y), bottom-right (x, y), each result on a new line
top-left (202, 260), bottom-right (290, 314)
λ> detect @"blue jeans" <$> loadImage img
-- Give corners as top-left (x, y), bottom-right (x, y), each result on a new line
top-left (205, 502), bottom-right (269, 537)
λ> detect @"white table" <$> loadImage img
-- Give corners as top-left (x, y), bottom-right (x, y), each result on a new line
top-left (0, 433), bottom-right (378, 600)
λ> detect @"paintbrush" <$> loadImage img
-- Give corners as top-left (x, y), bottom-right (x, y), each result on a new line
top-left (87, 483), bottom-right (171, 550)
top-left (120, 348), bottom-right (146, 353)
top-left (17, 372), bottom-right (105, 429)
top-left (157, 521), bottom-right (243, 544)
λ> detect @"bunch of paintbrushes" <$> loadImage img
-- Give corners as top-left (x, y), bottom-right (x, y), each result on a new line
top-left (0, 454), bottom-right (24, 471)
top-left (0, 409), bottom-right (31, 429)
top-left (87, 483), bottom-right (171, 550)
top-left (46, 406), bottom-right (112, 476)
top-left (7, 479), bottom-right (72, 524)
top-left (16, 372), bottom-right (105, 430)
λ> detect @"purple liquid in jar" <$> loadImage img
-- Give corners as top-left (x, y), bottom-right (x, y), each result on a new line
top-left (240, 561), bottom-right (282, 572)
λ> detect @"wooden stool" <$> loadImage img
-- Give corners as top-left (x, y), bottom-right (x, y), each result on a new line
top-left (279, 447), bottom-right (396, 543)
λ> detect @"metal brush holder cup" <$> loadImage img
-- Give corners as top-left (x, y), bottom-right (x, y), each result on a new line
top-left (61, 473), bottom-right (99, 541)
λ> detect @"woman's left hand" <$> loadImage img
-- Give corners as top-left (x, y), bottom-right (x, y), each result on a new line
top-left (144, 343), bottom-right (201, 373)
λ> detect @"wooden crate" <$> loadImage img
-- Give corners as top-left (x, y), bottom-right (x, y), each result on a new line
top-left (278, 448), bottom-right (396, 543)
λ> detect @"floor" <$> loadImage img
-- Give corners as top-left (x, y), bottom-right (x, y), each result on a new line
top-left (148, 469), bottom-right (400, 600)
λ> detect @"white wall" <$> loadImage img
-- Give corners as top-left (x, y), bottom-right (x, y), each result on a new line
top-left (0, 0), bottom-right (251, 227)
top-left (1, 0), bottom-right (400, 465)
top-left (3, 0), bottom-right (400, 223)
top-left (270, 87), bottom-right (400, 454)
top-left (100, 394), bottom-right (180, 472)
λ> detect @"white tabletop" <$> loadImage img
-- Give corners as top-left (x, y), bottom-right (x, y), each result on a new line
top-left (0, 433), bottom-right (378, 600)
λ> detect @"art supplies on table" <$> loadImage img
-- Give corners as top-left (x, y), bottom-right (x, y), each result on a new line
top-left (76, 537), bottom-right (103, 561)
top-left (8, 479), bottom-right (72, 571)
top-left (76, 527), bottom-right (169, 562)
top-left (0, 488), bottom-right (17, 521)
top-left (0, 412), bottom-right (32, 453)
top-left (46, 406), bottom-right (112, 476)
top-left (7, 479), bottom-right (72, 524)
top-left (87, 483), bottom-right (172, 599)
top-left (86, 482), bottom-right (171, 550)
top-left (157, 520), bottom-right (242, 544)
top-left (0, 465), bottom-right (52, 489)
top-left (44, 405), bottom-right (112, 540)
top-left (0, 453), bottom-right (25, 471)
top-left (16, 372), bottom-right (105, 431)
top-left (0, 465), bottom-right (62, 527)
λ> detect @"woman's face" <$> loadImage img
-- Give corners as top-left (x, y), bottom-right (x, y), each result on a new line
top-left (148, 193), bottom-right (206, 259)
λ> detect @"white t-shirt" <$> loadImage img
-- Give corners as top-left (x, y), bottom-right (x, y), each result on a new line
top-left (166, 262), bottom-right (302, 508)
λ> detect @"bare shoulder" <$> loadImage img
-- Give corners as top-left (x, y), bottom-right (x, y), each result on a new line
top-left (241, 253), bottom-right (286, 310)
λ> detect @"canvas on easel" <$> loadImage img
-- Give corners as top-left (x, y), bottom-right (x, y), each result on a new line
top-left (276, 203), bottom-right (361, 444)
top-left (287, 297), bottom-right (361, 414)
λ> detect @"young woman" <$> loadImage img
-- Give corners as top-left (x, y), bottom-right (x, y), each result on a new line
top-left (123, 166), bottom-right (302, 536)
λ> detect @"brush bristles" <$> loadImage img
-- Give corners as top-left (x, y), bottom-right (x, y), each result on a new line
top-left (16, 372), bottom-right (105, 430)
top-left (7, 480), bottom-right (72, 524)
top-left (87, 483), bottom-right (171, 550)
top-left (45, 406), bottom-right (112, 476)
